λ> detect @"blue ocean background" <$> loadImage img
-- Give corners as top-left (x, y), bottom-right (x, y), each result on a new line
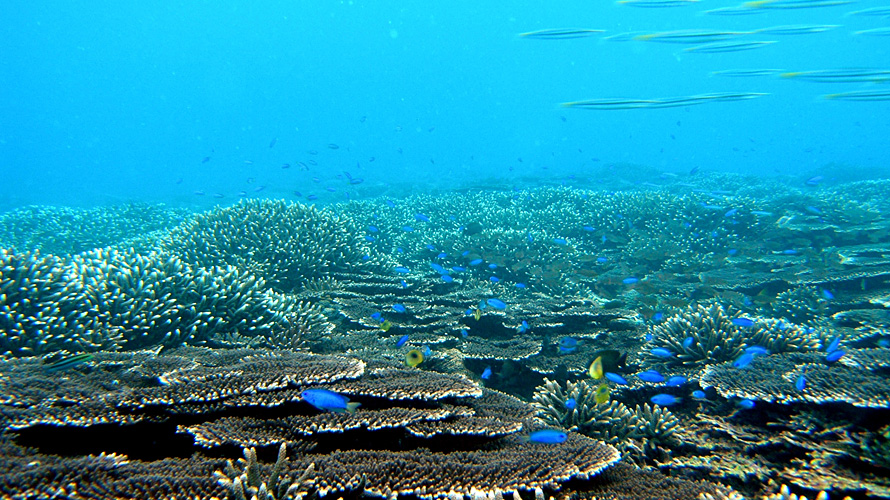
top-left (2, 0), bottom-right (888, 211)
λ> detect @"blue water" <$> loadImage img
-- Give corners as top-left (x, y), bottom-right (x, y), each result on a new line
top-left (3, 0), bottom-right (888, 210)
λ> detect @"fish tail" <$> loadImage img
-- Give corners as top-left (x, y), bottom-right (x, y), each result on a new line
top-left (346, 402), bottom-right (362, 414)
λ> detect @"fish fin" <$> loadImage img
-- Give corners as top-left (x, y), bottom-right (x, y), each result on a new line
top-left (346, 402), bottom-right (362, 414)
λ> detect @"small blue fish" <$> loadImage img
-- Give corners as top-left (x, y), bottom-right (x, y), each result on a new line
top-left (370, 312), bottom-right (384, 322)
top-left (469, 258), bottom-right (484, 266)
top-left (795, 374), bottom-right (806, 391)
top-left (637, 370), bottom-right (665, 383)
top-left (826, 350), bottom-right (845, 362)
top-left (486, 298), bottom-right (507, 310)
top-left (415, 213), bottom-right (430, 222)
top-left (738, 399), bottom-right (755, 409)
top-left (724, 208), bottom-right (738, 217)
top-left (682, 337), bottom-right (694, 349)
top-left (437, 252), bottom-right (448, 259)
top-left (583, 225), bottom-right (595, 232)
top-left (488, 263), bottom-right (498, 269)
top-left (452, 266), bottom-right (466, 272)
top-left (400, 280), bottom-right (408, 288)
top-left (558, 337), bottom-right (579, 349)
top-left (528, 429), bottom-right (568, 444)
top-left (430, 263), bottom-right (447, 274)
top-left (733, 353), bottom-right (755, 369)
top-left (396, 335), bottom-right (410, 348)
top-left (394, 266), bottom-right (410, 274)
top-left (596, 257), bottom-right (608, 263)
top-left (553, 237), bottom-right (568, 245)
top-left (650, 394), bottom-right (681, 406)
top-left (392, 304), bottom-right (407, 313)
top-left (821, 288), bottom-right (834, 300)
top-left (301, 389), bottom-right (360, 413)
top-left (652, 312), bottom-right (664, 322)
top-left (385, 200), bottom-right (396, 208)
top-left (732, 318), bottom-right (755, 327)
top-left (745, 346), bottom-right (770, 356)
top-left (481, 366), bottom-right (492, 380)
top-left (650, 348), bottom-right (674, 358)
top-left (368, 225), bottom-right (379, 233)
top-left (423, 345), bottom-right (432, 358)
top-left (605, 372), bottom-right (628, 385)
top-left (364, 236), bottom-right (376, 242)
top-left (442, 275), bottom-right (454, 283)
top-left (622, 277), bottom-right (639, 285)
top-left (425, 244), bottom-right (436, 251)
top-left (489, 276), bottom-right (500, 283)
top-left (692, 390), bottom-right (706, 399)
top-left (782, 249), bottom-right (798, 255)
top-left (402, 226), bottom-right (414, 232)
top-left (666, 376), bottom-right (687, 387)
top-left (517, 320), bottom-right (529, 333)
top-left (461, 329), bottom-right (469, 337)
top-left (825, 337), bottom-right (840, 353)
top-left (515, 283), bottom-right (526, 289)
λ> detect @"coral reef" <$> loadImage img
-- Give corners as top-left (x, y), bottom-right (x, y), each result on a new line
top-left (0, 203), bottom-right (189, 255)
top-left (532, 379), bottom-right (681, 462)
top-left (162, 199), bottom-right (381, 293)
top-left (215, 444), bottom-right (319, 500)
top-left (0, 247), bottom-right (319, 356)
top-left (0, 348), bottom-right (621, 499)
top-left (2, 176), bottom-right (890, 499)
top-left (700, 349), bottom-right (890, 408)
top-left (644, 303), bottom-right (746, 368)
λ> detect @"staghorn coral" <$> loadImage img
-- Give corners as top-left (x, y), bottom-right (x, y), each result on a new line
top-left (767, 286), bottom-right (830, 325)
top-left (215, 443), bottom-right (319, 500)
top-left (0, 203), bottom-right (189, 255)
top-left (163, 199), bottom-right (378, 293)
top-left (633, 403), bottom-right (681, 458)
top-left (1, 246), bottom-right (311, 356)
top-left (0, 249), bottom-right (120, 356)
top-left (532, 378), bottom-right (639, 448)
top-left (745, 318), bottom-right (820, 354)
top-left (645, 303), bottom-right (746, 368)
top-left (259, 297), bottom-right (335, 349)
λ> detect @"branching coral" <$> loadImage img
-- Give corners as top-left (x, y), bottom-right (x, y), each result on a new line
top-left (645, 303), bottom-right (746, 367)
top-left (0, 203), bottom-right (188, 255)
top-left (163, 199), bottom-right (378, 293)
top-left (1, 246), bottom-right (311, 356)
top-left (766, 286), bottom-right (830, 325)
top-left (532, 378), bottom-right (683, 461)
top-left (215, 444), bottom-right (318, 500)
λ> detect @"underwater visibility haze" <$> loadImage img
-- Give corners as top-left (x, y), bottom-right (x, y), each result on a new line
top-left (2, 1), bottom-right (890, 500)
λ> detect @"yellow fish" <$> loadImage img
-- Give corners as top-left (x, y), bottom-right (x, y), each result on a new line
top-left (594, 383), bottom-right (610, 404)
top-left (380, 320), bottom-right (393, 332)
top-left (589, 356), bottom-right (604, 380)
top-left (405, 349), bottom-right (424, 367)
top-left (473, 308), bottom-right (482, 321)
